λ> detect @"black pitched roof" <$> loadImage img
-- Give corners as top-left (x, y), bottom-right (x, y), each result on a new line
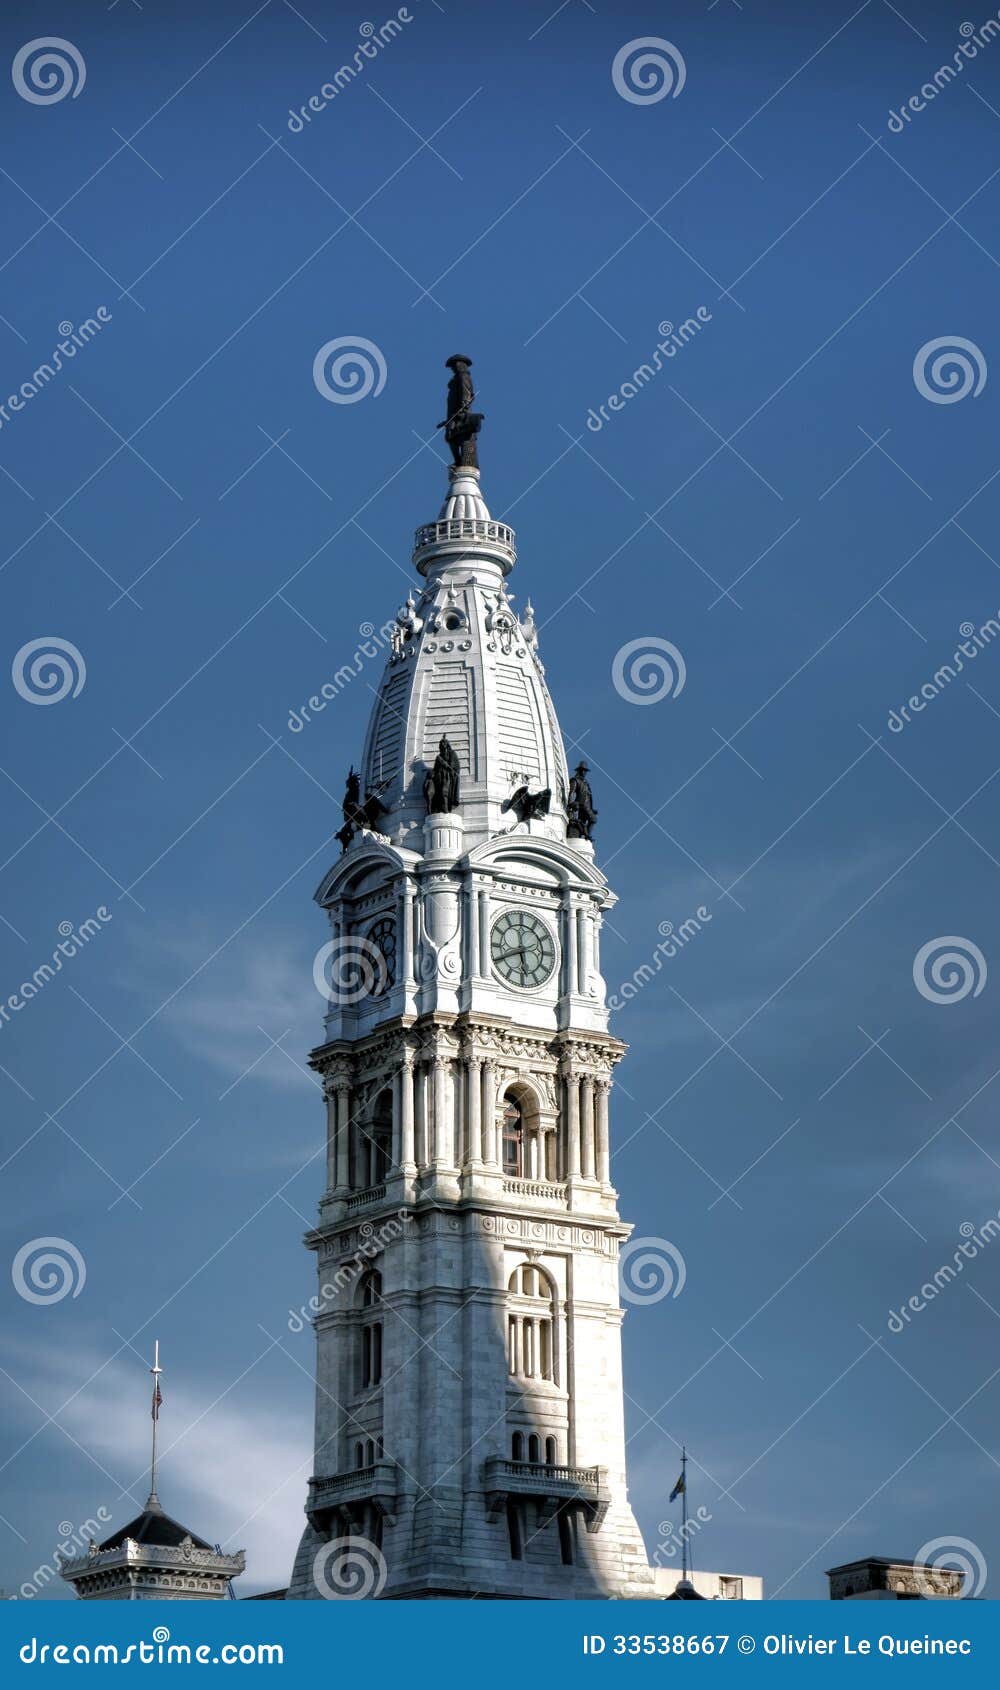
top-left (99, 1497), bottom-right (212, 1553)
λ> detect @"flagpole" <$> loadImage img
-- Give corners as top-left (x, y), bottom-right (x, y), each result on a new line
top-left (681, 1447), bottom-right (688, 1580)
top-left (148, 1340), bottom-right (162, 1509)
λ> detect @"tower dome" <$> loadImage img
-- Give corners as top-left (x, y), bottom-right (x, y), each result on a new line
top-left (361, 463), bottom-right (569, 851)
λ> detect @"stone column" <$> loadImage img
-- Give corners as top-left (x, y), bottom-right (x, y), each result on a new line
top-left (334, 1080), bottom-right (351, 1193)
top-left (478, 886), bottom-right (490, 977)
top-left (399, 879), bottom-right (416, 989)
top-left (581, 1076), bottom-right (596, 1180)
top-left (414, 1061), bottom-right (428, 1169)
top-left (400, 1049), bottom-right (416, 1172)
top-left (595, 1077), bottom-right (611, 1185)
top-left (564, 1068), bottom-right (581, 1178)
top-left (465, 880), bottom-right (479, 979)
top-left (562, 897), bottom-right (577, 996)
top-left (467, 1055), bottom-right (483, 1169)
top-left (430, 1036), bottom-right (455, 1167)
top-left (324, 1082), bottom-right (337, 1193)
top-left (482, 1059), bottom-right (498, 1166)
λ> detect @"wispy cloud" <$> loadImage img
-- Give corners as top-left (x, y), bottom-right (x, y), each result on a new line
top-left (121, 925), bottom-right (321, 1095)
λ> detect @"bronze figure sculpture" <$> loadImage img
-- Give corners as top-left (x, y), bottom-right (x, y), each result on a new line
top-left (438, 354), bottom-right (484, 470)
top-left (566, 761), bottom-right (597, 841)
top-left (424, 736), bottom-right (461, 813)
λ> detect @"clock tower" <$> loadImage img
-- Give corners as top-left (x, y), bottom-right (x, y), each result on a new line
top-left (286, 361), bottom-right (655, 1600)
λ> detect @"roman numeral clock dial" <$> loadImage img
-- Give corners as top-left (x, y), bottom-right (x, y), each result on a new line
top-left (490, 909), bottom-right (557, 989)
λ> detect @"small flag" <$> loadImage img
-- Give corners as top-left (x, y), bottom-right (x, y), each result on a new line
top-left (669, 1471), bottom-right (685, 1502)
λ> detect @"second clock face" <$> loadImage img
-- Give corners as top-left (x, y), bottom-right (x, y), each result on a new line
top-left (367, 916), bottom-right (396, 994)
top-left (491, 909), bottom-right (557, 990)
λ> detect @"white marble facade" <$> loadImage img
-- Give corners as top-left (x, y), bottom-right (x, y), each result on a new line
top-left (287, 464), bottom-right (656, 1600)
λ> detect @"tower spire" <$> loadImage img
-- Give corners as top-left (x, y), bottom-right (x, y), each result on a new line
top-left (146, 1339), bottom-right (163, 1512)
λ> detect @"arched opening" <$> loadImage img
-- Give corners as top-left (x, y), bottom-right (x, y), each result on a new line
top-left (501, 1081), bottom-right (557, 1181)
top-left (511, 1431), bottom-right (524, 1461)
top-left (545, 1435), bottom-right (557, 1465)
top-left (506, 1263), bottom-right (556, 1383)
top-left (501, 1094), bottom-right (523, 1177)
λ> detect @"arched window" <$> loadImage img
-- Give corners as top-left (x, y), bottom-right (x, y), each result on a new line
top-left (365, 1438), bottom-right (375, 1466)
top-left (527, 1434), bottom-right (540, 1463)
top-left (511, 1431), bottom-right (524, 1462)
top-left (502, 1095), bottom-right (523, 1177)
top-left (358, 1269), bottom-right (383, 1391)
top-left (355, 1441), bottom-right (364, 1469)
top-left (506, 1263), bottom-right (556, 1382)
top-left (545, 1436), bottom-right (557, 1465)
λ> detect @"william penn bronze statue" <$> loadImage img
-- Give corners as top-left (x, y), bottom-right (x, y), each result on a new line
top-left (438, 354), bottom-right (483, 470)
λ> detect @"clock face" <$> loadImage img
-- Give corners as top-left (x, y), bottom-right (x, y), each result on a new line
top-left (491, 909), bottom-right (557, 990)
top-left (367, 916), bottom-right (396, 995)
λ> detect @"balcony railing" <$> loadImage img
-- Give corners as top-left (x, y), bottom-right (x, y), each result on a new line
top-left (502, 1176), bottom-right (566, 1202)
top-left (307, 1460), bottom-right (400, 1527)
top-left (345, 1184), bottom-right (387, 1211)
top-left (482, 1457), bottom-right (611, 1532)
top-left (413, 518), bottom-right (516, 567)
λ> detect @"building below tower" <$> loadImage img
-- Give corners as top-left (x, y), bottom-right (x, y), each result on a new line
top-left (59, 1497), bottom-right (244, 1601)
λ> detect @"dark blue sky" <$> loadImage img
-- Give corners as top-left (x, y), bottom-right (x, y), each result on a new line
top-left (2, 0), bottom-right (1000, 1600)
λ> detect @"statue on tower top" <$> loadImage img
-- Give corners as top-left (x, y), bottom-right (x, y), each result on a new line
top-left (438, 354), bottom-right (483, 470)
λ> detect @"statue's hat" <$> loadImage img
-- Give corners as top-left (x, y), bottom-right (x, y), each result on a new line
top-left (445, 353), bottom-right (473, 369)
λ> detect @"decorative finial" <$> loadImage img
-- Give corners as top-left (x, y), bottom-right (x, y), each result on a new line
top-left (437, 355), bottom-right (484, 472)
top-left (146, 1340), bottom-right (164, 1511)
